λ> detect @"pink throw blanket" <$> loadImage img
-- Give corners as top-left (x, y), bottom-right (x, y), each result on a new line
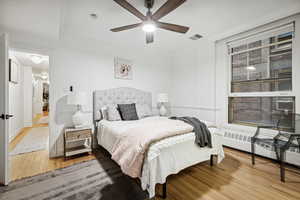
top-left (111, 117), bottom-right (193, 178)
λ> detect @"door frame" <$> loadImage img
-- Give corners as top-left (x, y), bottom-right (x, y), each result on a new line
top-left (0, 33), bottom-right (9, 185)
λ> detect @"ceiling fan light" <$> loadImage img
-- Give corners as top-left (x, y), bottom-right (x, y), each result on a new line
top-left (142, 23), bottom-right (156, 33)
top-left (41, 72), bottom-right (48, 80)
top-left (30, 55), bottom-right (43, 64)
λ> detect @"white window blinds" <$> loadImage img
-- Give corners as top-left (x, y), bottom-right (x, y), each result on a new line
top-left (229, 22), bottom-right (294, 93)
top-left (227, 23), bottom-right (295, 54)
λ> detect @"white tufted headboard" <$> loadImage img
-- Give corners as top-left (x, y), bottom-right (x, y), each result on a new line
top-left (93, 87), bottom-right (152, 123)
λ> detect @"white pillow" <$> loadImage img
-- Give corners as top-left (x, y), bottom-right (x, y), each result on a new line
top-left (136, 104), bottom-right (152, 119)
top-left (100, 106), bottom-right (108, 120)
top-left (95, 110), bottom-right (102, 121)
top-left (107, 105), bottom-right (121, 121)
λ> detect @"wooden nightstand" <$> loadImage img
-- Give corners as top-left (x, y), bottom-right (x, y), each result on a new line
top-left (64, 126), bottom-right (93, 160)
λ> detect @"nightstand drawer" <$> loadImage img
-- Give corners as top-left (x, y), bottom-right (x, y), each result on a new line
top-left (66, 129), bottom-right (91, 140)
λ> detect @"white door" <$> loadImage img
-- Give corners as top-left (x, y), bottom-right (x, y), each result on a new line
top-left (0, 33), bottom-right (10, 185)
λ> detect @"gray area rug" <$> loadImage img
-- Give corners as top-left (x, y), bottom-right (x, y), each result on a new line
top-left (10, 127), bottom-right (49, 156)
top-left (0, 152), bottom-right (149, 200)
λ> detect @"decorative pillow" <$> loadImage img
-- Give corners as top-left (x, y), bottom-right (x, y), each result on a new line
top-left (107, 105), bottom-right (121, 121)
top-left (100, 106), bottom-right (108, 120)
top-left (136, 104), bottom-right (152, 119)
top-left (95, 110), bottom-right (102, 121)
top-left (118, 103), bottom-right (139, 121)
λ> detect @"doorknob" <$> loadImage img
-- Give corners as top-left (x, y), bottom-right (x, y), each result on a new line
top-left (0, 114), bottom-right (13, 120)
top-left (6, 114), bottom-right (13, 119)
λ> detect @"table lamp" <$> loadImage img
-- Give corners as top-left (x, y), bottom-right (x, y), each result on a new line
top-left (157, 93), bottom-right (168, 116)
top-left (68, 92), bottom-right (87, 128)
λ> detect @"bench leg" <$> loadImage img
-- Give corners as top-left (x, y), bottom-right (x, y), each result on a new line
top-left (162, 183), bottom-right (167, 199)
top-left (210, 155), bottom-right (214, 166)
top-left (280, 150), bottom-right (286, 182)
top-left (251, 141), bottom-right (255, 165)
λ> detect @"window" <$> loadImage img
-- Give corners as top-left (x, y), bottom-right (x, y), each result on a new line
top-left (229, 97), bottom-right (295, 128)
top-left (228, 23), bottom-right (296, 126)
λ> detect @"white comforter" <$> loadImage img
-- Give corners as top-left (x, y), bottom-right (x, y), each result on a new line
top-left (97, 116), bottom-right (224, 198)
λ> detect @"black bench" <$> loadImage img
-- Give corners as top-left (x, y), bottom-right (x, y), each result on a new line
top-left (251, 113), bottom-right (300, 182)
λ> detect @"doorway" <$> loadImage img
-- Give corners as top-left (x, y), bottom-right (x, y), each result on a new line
top-left (8, 50), bottom-right (50, 181)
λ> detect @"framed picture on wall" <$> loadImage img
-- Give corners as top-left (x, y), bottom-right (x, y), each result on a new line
top-left (9, 59), bottom-right (19, 84)
top-left (114, 57), bottom-right (133, 80)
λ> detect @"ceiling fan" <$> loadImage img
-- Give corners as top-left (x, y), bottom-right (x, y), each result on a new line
top-left (111, 0), bottom-right (190, 44)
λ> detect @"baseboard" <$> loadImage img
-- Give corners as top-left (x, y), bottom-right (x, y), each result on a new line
top-left (9, 127), bottom-right (24, 143)
top-left (24, 122), bottom-right (32, 127)
top-left (9, 134), bottom-right (14, 143)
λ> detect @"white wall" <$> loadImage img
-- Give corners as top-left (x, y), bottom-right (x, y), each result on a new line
top-left (49, 43), bottom-right (172, 157)
top-left (23, 66), bottom-right (33, 127)
top-left (170, 39), bottom-right (216, 122)
top-left (8, 56), bottom-right (24, 142)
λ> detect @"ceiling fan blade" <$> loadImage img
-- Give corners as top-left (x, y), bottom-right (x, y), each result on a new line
top-left (152, 0), bottom-right (186, 20)
top-left (146, 32), bottom-right (154, 44)
top-left (111, 23), bottom-right (142, 32)
top-left (156, 22), bottom-right (189, 34)
top-left (113, 0), bottom-right (146, 21)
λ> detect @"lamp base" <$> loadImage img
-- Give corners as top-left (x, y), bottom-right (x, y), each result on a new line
top-left (159, 104), bottom-right (168, 116)
top-left (72, 110), bottom-right (86, 128)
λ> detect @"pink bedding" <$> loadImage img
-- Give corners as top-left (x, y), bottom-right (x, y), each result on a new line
top-left (110, 117), bottom-right (194, 177)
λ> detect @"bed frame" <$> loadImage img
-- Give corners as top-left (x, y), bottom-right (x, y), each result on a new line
top-left (93, 87), bottom-right (216, 199)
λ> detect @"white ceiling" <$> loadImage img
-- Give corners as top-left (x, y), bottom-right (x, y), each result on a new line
top-left (0, 0), bottom-right (61, 39)
top-left (10, 51), bottom-right (49, 73)
top-left (1, 0), bottom-right (300, 50)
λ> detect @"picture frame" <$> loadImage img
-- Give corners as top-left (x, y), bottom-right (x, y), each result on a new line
top-left (114, 57), bottom-right (133, 80)
top-left (9, 59), bottom-right (19, 84)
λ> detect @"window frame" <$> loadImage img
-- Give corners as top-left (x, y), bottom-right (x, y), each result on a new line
top-left (227, 22), bottom-right (296, 126)
top-left (227, 22), bottom-right (295, 98)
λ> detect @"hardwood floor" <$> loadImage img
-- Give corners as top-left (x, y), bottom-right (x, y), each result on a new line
top-left (9, 150), bottom-right (95, 181)
top-left (9, 126), bottom-right (300, 200)
top-left (155, 148), bottom-right (300, 200)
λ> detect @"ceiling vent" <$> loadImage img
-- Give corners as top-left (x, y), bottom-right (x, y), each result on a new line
top-left (189, 34), bottom-right (203, 40)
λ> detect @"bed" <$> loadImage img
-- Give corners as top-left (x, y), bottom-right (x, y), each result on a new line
top-left (93, 87), bottom-right (224, 198)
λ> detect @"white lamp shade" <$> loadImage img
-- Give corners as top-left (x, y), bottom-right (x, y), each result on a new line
top-left (157, 93), bottom-right (169, 103)
top-left (67, 92), bottom-right (87, 106)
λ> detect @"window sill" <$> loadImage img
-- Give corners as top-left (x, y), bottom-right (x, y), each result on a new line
top-left (228, 91), bottom-right (295, 97)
